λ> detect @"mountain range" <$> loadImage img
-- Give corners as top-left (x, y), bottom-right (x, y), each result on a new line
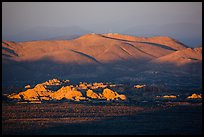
top-left (2, 33), bottom-right (202, 90)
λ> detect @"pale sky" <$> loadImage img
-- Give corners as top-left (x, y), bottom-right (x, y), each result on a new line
top-left (2, 2), bottom-right (202, 47)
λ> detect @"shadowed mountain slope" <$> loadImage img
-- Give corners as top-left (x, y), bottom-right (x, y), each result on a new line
top-left (2, 34), bottom-right (202, 89)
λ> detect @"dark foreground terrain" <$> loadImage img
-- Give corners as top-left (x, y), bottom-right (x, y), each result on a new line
top-left (2, 101), bottom-right (202, 135)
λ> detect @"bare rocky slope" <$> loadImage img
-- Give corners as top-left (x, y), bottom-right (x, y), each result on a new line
top-left (2, 33), bottom-right (202, 90)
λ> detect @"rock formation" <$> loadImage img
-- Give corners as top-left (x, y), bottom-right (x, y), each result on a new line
top-left (134, 85), bottom-right (146, 89)
top-left (102, 88), bottom-right (126, 101)
top-left (86, 89), bottom-right (100, 99)
top-left (7, 80), bottom-right (126, 103)
top-left (8, 83), bottom-right (52, 101)
top-left (50, 86), bottom-right (83, 101)
top-left (43, 78), bottom-right (62, 86)
top-left (162, 95), bottom-right (177, 99)
top-left (25, 85), bottom-right (31, 89)
top-left (187, 93), bottom-right (202, 99)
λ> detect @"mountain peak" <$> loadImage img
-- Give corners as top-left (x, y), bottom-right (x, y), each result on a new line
top-left (75, 33), bottom-right (102, 39)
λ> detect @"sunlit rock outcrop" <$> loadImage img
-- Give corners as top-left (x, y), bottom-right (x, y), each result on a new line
top-left (86, 89), bottom-right (99, 99)
top-left (187, 93), bottom-right (202, 99)
top-left (102, 88), bottom-right (126, 101)
top-left (64, 88), bottom-right (83, 100)
top-left (8, 84), bottom-right (52, 101)
top-left (162, 95), bottom-right (177, 99)
top-left (134, 85), bottom-right (146, 89)
top-left (109, 84), bottom-right (117, 87)
top-left (7, 79), bottom-right (127, 103)
top-left (91, 82), bottom-right (107, 89)
top-left (50, 86), bottom-right (83, 101)
top-left (43, 78), bottom-right (62, 86)
top-left (63, 80), bottom-right (70, 83)
top-left (7, 93), bottom-right (21, 100)
top-left (50, 86), bottom-right (71, 100)
top-left (25, 85), bottom-right (31, 89)
top-left (78, 82), bottom-right (88, 90)
top-left (33, 84), bottom-right (48, 92)
top-left (103, 88), bottom-right (118, 101)
top-left (86, 89), bottom-right (104, 99)
top-left (117, 94), bottom-right (126, 101)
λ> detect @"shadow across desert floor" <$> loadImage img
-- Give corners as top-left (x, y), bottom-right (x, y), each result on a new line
top-left (2, 57), bottom-right (202, 89)
top-left (27, 105), bottom-right (203, 135)
top-left (2, 103), bottom-right (202, 135)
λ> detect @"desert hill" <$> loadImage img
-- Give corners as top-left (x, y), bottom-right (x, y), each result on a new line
top-left (2, 33), bottom-right (202, 90)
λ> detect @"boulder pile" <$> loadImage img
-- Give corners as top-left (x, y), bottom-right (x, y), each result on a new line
top-left (7, 79), bottom-right (127, 103)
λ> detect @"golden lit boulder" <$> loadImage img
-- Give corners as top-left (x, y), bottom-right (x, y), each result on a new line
top-left (33, 84), bottom-right (52, 97)
top-left (134, 85), bottom-right (146, 89)
top-left (64, 90), bottom-right (83, 100)
top-left (117, 94), bottom-right (126, 101)
top-left (162, 95), bottom-right (177, 99)
top-left (86, 83), bottom-right (92, 88)
top-left (43, 78), bottom-right (61, 86)
top-left (63, 80), bottom-right (70, 83)
top-left (79, 83), bottom-right (88, 89)
top-left (102, 88), bottom-right (126, 101)
top-left (19, 89), bottom-right (39, 100)
top-left (50, 86), bottom-right (83, 101)
top-left (187, 93), bottom-right (202, 99)
top-left (69, 85), bottom-right (74, 88)
top-left (22, 90), bottom-right (52, 101)
top-left (33, 84), bottom-right (52, 96)
top-left (50, 86), bottom-right (71, 100)
top-left (8, 83), bottom-right (52, 101)
top-left (86, 89), bottom-right (94, 97)
top-left (25, 85), bottom-right (31, 89)
top-left (102, 88), bottom-right (118, 100)
top-left (7, 93), bottom-right (21, 100)
top-left (91, 82), bottom-right (107, 89)
top-left (86, 89), bottom-right (100, 99)
top-left (75, 96), bottom-right (87, 101)
top-left (40, 96), bottom-right (51, 101)
top-left (33, 84), bottom-right (47, 92)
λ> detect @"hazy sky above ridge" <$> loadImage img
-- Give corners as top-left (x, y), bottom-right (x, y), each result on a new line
top-left (2, 2), bottom-right (202, 47)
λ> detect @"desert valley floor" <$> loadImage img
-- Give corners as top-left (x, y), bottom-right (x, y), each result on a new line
top-left (2, 101), bottom-right (202, 135)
